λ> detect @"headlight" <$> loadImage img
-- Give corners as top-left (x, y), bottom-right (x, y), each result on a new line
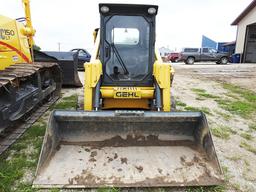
top-left (101, 6), bottom-right (109, 13)
top-left (148, 7), bottom-right (156, 15)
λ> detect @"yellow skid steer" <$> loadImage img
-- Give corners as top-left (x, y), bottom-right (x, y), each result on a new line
top-left (33, 4), bottom-right (223, 188)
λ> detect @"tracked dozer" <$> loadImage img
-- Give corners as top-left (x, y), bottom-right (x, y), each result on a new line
top-left (34, 4), bottom-right (223, 188)
top-left (0, 0), bottom-right (62, 132)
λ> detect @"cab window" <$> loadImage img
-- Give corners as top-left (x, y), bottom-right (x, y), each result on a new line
top-left (112, 28), bottom-right (139, 45)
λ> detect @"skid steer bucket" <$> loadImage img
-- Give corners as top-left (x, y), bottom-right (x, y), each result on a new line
top-left (33, 111), bottom-right (223, 188)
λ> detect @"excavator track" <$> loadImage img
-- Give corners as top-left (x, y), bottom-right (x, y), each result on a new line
top-left (0, 62), bottom-right (62, 154)
top-left (0, 96), bottom-right (58, 155)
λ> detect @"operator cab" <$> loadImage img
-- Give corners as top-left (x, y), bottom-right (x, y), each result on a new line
top-left (99, 4), bottom-right (158, 86)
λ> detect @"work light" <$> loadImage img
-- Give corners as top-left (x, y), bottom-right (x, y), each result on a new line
top-left (148, 7), bottom-right (156, 14)
top-left (101, 6), bottom-right (109, 13)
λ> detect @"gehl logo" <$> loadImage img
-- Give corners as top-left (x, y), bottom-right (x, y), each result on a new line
top-left (115, 92), bottom-right (140, 98)
top-left (0, 29), bottom-right (15, 40)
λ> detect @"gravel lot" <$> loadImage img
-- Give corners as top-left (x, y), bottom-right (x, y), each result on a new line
top-left (172, 63), bottom-right (256, 91)
top-left (74, 62), bottom-right (256, 191)
top-left (172, 63), bottom-right (256, 192)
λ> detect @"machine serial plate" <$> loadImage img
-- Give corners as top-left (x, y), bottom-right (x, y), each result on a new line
top-left (114, 87), bottom-right (141, 99)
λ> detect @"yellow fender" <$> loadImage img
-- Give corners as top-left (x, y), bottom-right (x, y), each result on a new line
top-left (84, 29), bottom-right (102, 110)
top-left (153, 48), bottom-right (174, 112)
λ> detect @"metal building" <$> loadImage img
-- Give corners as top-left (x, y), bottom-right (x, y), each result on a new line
top-left (232, 0), bottom-right (256, 63)
top-left (201, 35), bottom-right (217, 49)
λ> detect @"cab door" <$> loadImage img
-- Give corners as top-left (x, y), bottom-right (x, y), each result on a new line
top-left (201, 48), bottom-right (217, 61)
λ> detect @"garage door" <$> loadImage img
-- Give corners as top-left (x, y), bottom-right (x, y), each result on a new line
top-left (244, 24), bottom-right (256, 63)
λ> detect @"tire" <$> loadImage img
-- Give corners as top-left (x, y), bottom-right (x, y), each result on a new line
top-left (219, 57), bottom-right (228, 64)
top-left (185, 57), bottom-right (195, 65)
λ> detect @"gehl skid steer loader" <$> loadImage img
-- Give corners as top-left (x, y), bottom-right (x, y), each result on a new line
top-left (34, 4), bottom-right (223, 188)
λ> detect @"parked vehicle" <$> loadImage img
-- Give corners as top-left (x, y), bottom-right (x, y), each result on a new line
top-left (70, 48), bottom-right (91, 70)
top-left (167, 52), bottom-right (180, 62)
top-left (180, 47), bottom-right (229, 64)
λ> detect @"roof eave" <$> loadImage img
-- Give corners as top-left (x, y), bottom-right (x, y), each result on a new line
top-left (231, 0), bottom-right (256, 25)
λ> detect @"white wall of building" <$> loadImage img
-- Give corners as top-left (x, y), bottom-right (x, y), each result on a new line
top-left (235, 6), bottom-right (256, 53)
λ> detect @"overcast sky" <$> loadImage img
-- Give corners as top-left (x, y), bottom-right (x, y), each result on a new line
top-left (0, 0), bottom-right (252, 52)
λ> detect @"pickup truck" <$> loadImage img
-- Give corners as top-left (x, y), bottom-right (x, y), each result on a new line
top-left (167, 52), bottom-right (180, 62)
top-left (179, 47), bottom-right (229, 64)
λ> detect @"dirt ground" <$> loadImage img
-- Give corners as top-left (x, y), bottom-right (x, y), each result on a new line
top-left (172, 63), bottom-right (256, 192)
top-left (172, 63), bottom-right (256, 92)
top-left (73, 63), bottom-right (256, 191)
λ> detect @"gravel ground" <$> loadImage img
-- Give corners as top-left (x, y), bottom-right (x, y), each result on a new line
top-left (72, 63), bottom-right (256, 191)
top-left (75, 63), bottom-right (256, 191)
top-left (172, 63), bottom-right (256, 92)
top-left (172, 62), bottom-right (256, 192)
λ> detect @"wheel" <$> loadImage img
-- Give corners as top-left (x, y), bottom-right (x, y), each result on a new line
top-left (219, 57), bottom-right (228, 64)
top-left (185, 57), bottom-right (195, 65)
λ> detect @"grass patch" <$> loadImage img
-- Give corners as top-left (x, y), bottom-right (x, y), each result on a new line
top-left (216, 83), bottom-right (256, 119)
top-left (51, 94), bottom-right (78, 110)
top-left (97, 188), bottom-right (120, 192)
top-left (249, 123), bottom-right (256, 131)
top-left (223, 83), bottom-right (256, 102)
top-left (213, 110), bottom-right (231, 120)
top-left (240, 132), bottom-right (253, 140)
top-left (49, 189), bottom-right (61, 192)
top-left (191, 88), bottom-right (206, 93)
top-left (244, 159), bottom-right (250, 167)
top-left (224, 101), bottom-right (254, 114)
top-left (98, 187), bottom-right (226, 192)
top-left (0, 122), bottom-right (46, 191)
top-left (185, 186), bottom-right (225, 192)
top-left (211, 125), bottom-right (236, 140)
top-left (23, 123), bottom-right (46, 139)
top-left (185, 106), bottom-right (212, 115)
top-left (224, 92), bottom-right (240, 100)
top-left (227, 155), bottom-right (242, 162)
top-left (191, 88), bottom-right (220, 99)
top-left (231, 183), bottom-right (241, 191)
top-left (196, 97), bottom-right (206, 101)
top-left (176, 100), bottom-right (187, 107)
top-left (215, 99), bottom-right (255, 118)
top-left (240, 141), bottom-right (256, 154)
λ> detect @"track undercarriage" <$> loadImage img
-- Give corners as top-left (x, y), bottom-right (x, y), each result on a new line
top-left (0, 62), bottom-right (62, 133)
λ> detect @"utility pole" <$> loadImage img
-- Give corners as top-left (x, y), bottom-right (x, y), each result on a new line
top-left (58, 42), bottom-right (61, 52)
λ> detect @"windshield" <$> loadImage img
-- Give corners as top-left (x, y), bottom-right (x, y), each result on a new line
top-left (105, 15), bottom-right (150, 81)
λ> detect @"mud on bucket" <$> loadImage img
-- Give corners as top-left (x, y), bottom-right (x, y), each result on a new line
top-left (33, 110), bottom-right (223, 188)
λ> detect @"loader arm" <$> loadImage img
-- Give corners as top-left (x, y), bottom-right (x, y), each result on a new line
top-left (22, 0), bottom-right (36, 49)
top-left (22, 0), bottom-right (36, 59)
